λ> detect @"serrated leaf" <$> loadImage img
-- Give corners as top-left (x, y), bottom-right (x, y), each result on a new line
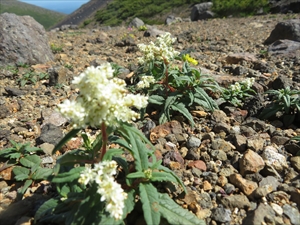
top-left (171, 102), bottom-right (195, 127)
top-left (148, 95), bottom-right (165, 105)
top-left (139, 183), bottom-right (160, 225)
top-left (24, 146), bottom-right (43, 153)
top-left (102, 148), bottom-right (124, 161)
top-left (13, 166), bottom-right (30, 181)
top-left (123, 189), bottom-right (135, 219)
top-left (52, 167), bottom-right (84, 183)
top-left (20, 155), bottom-right (41, 168)
top-left (53, 129), bottom-right (81, 154)
top-left (158, 193), bottom-right (205, 225)
top-left (150, 171), bottom-right (178, 183)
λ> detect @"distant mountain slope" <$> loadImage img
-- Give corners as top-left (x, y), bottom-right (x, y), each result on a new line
top-left (51, 0), bottom-right (112, 29)
top-left (0, 0), bottom-right (66, 29)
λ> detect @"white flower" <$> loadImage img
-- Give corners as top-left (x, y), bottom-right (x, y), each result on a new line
top-left (138, 32), bottom-right (179, 65)
top-left (241, 77), bottom-right (255, 89)
top-left (136, 76), bottom-right (156, 89)
top-left (58, 63), bottom-right (148, 128)
top-left (78, 160), bottom-right (127, 220)
top-left (230, 82), bottom-right (241, 92)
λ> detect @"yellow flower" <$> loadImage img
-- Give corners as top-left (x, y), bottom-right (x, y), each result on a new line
top-left (182, 54), bottom-right (198, 66)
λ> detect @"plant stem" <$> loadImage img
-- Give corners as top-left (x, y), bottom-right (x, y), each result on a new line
top-left (99, 122), bottom-right (107, 161)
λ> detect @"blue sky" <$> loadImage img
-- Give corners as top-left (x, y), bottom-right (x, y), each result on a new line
top-left (18, 0), bottom-right (89, 14)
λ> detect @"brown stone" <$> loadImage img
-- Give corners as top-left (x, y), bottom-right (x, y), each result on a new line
top-left (229, 173), bottom-right (258, 196)
top-left (239, 149), bottom-right (265, 176)
top-left (0, 166), bottom-right (14, 180)
top-left (187, 160), bottom-right (207, 171)
top-left (203, 180), bottom-right (212, 191)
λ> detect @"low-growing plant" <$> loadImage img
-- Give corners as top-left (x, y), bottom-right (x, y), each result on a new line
top-left (0, 140), bottom-right (51, 196)
top-left (259, 87), bottom-right (300, 126)
top-left (220, 77), bottom-right (256, 107)
top-left (17, 70), bottom-right (37, 86)
top-left (17, 70), bottom-right (49, 86)
top-left (34, 63), bottom-right (204, 225)
top-left (135, 33), bottom-right (219, 125)
top-left (50, 43), bottom-right (63, 53)
top-left (138, 25), bottom-right (147, 31)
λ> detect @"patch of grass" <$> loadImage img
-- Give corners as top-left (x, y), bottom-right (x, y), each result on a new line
top-left (0, 0), bottom-right (65, 30)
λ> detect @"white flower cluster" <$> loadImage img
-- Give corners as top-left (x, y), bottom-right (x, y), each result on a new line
top-left (241, 77), bottom-right (255, 89)
top-left (58, 63), bottom-right (148, 128)
top-left (229, 77), bottom-right (255, 92)
top-left (137, 32), bottom-right (179, 64)
top-left (136, 75), bottom-right (156, 89)
top-left (79, 160), bottom-right (127, 220)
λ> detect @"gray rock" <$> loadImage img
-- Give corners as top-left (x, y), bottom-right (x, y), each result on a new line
top-left (232, 134), bottom-right (247, 152)
top-left (4, 87), bottom-right (26, 96)
top-left (223, 183), bottom-right (236, 194)
top-left (191, 2), bottom-right (214, 21)
top-left (268, 39), bottom-right (300, 56)
top-left (198, 192), bottom-right (213, 209)
top-left (211, 138), bottom-right (232, 153)
top-left (259, 176), bottom-right (280, 191)
top-left (36, 123), bottom-right (63, 146)
top-left (220, 194), bottom-right (251, 210)
top-left (242, 203), bottom-right (276, 225)
top-left (186, 136), bottom-right (201, 148)
top-left (283, 204), bottom-right (300, 225)
top-left (41, 109), bottom-right (68, 127)
top-left (0, 13), bottom-right (54, 66)
top-left (128, 17), bottom-right (144, 28)
top-left (143, 27), bottom-right (167, 37)
top-left (265, 19), bottom-right (300, 45)
top-left (165, 15), bottom-right (182, 25)
top-left (48, 66), bottom-right (69, 86)
top-left (211, 150), bottom-right (227, 161)
top-left (212, 206), bottom-right (231, 223)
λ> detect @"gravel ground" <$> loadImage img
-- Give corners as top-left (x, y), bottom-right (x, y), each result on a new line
top-left (0, 13), bottom-right (300, 225)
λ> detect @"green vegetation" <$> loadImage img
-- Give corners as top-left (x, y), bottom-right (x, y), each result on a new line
top-left (212, 0), bottom-right (269, 17)
top-left (0, 140), bottom-right (52, 197)
top-left (95, 0), bottom-right (203, 26)
top-left (0, 0), bottom-right (65, 29)
top-left (260, 87), bottom-right (300, 126)
top-left (94, 0), bottom-right (269, 26)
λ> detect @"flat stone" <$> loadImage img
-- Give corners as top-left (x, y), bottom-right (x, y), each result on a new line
top-left (242, 203), bottom-right (276, 225)
top-left (220, 194), bottom-right (251, 210)
top-left (212, 206), bottom-right (231, 223)
top-left (187, 160), bottom-right (207, 171)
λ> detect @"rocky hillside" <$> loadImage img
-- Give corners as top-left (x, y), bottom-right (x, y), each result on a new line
top-left (0, 0), bottom-right (66, 29)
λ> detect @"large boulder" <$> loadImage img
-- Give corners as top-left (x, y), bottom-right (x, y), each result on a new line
top-left (128, 17), bottom-right (144, 28)
top-left (0, 13), bottom-right (54, 66)
top-left (190, 2), bottom-right (214, 21)
top-left (264, 19), bottom-right (300, 45)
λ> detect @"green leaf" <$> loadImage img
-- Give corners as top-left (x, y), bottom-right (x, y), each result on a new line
top-left (259, 104), bottom-right (282, 119)
top-left (164, 95), bottom-right (177, 121)
top-left (123, 189), bottom-right (135, 220)
top-left (148, 95), bottom-right (165, 105)
top-left (32, 168), bottom-right (53, 180)
top-left (158, 193), bottom-right (205, 225)
top-left (19, 155), bottom-right (41, 168)
top-left (13, 166), bottom-right (30, 181)
top-left (159, 112), bottom-right (168, 125)
top-left (157, 165), bottom-right (187, 193)
top-left (53, 128), bottom-right (81, 154)
top-left (139, 183), bottom-right (160, 225)
top-left (127, 171), bottom-right (146, 179)
top-left (52, 167), bottom-right (84, 183)
top-left (24, 146), bottom-right (43, 153)
top-left (19, 179), bottom-right (33, 194)
top-left (150, 171), bottom-right (179, 183)
top-left (35, 198), bottom-right (59, 222)
top-left (171, 102), bottom-right (195, 127)
top-left (102, 148), bottom-right (124, 161)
